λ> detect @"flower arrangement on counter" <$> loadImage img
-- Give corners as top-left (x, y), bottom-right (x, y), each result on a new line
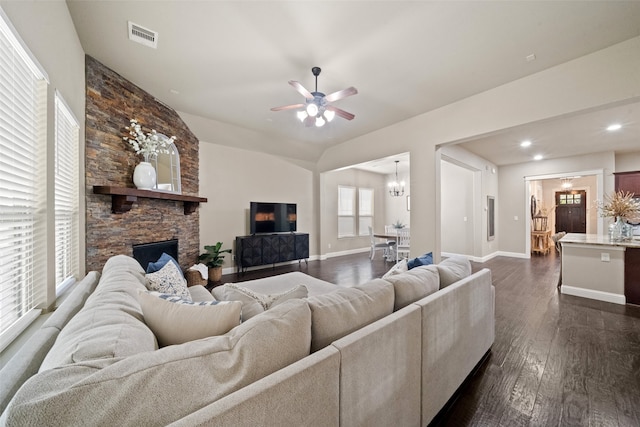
top-left (123, 119), bottom-right (175, 162)
top-left (597, 190), bottom-right (640, 220)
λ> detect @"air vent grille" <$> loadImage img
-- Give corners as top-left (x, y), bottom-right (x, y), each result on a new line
top-left (128, 21), bottom-right (158, 49)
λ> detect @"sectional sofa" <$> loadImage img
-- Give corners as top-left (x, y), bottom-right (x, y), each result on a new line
top-left (0, 254), bottom-right (494, 426)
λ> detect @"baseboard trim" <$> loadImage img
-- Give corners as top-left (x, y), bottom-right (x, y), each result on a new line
top-left (560, 285), bottom-right (626, 305)
top-left (440, 251), bottom-right (528, 263)
top-left (324, 247), bottom-right (370, 259)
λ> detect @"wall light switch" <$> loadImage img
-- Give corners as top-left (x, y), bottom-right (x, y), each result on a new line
top-left (514, 216), bottom-right (519, 221)
top-left (601, 253), bottom-right (610, 262)
top-left (463, 216), bottom-right (468, 222)
top-left (328, 243), bottom-right (331, 249)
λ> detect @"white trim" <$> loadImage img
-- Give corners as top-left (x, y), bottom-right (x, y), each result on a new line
top-left (561, 243), bottom-right (626, 251)
top-left (325, 247), bottom-right (370, 259)
top-left (561, 285), bottom-right (625, 305)
top-left (495, 251), bottom-right (531, 259)
top-left (0, 309), bottom-right (42, 353)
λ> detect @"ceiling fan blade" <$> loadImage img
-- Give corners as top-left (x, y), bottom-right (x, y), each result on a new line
top-left (303, 115), bottom-right (315, 127)
top-left (323, 86), bottom-right (358, 103)
top-left (271, 103), bottom-right (305, 112)
top-left (289, 81), bottom-right (314, 99)
top-left (327, 105), bottom-right (355, 121)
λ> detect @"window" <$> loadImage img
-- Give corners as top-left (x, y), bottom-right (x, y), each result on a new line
top-left (338, 186), bottom-right (355, 238)
top-left (0, 9), bottom-right (48, 350)
top-left (54, 92), bottom-right (80, 293)
top-left (358, 188), bottom-right (374, 236)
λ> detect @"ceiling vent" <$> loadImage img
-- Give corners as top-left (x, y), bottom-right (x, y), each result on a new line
top-left (128, 21), bottom-right (158, 49)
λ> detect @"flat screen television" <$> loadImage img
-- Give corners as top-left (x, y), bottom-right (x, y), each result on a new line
top-left (250, 202), bottom-right (297, 234)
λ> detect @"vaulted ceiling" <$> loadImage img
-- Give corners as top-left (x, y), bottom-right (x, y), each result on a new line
top-left (67, 1), bottom-right (640, 165)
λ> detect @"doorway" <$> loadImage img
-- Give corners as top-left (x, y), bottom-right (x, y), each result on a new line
top-left (555, 190), bottom-right (586, 233)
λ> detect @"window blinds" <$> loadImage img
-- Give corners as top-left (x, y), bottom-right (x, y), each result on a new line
top-left (54, 92), bottom-right (79, 291)
top-left (0, 9), bottom-right (47, 345)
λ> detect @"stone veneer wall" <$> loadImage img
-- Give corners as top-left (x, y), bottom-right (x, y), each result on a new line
top-left (85, 56), bottom-right (201, 272)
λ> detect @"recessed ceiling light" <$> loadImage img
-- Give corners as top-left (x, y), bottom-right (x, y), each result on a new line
top-left (533, 154), bottom-right (543, 161)
top-left (607, 123), bottom-right (622, 131)
top-left (169, 89), bottom-right (179, 95)
top-left (520, 140), bottom-right (532, 147)
top-left (526, 54), bottom-right (536, 62)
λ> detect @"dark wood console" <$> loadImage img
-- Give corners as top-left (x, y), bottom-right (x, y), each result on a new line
top-left (235, 233), bottom-right (309, 272)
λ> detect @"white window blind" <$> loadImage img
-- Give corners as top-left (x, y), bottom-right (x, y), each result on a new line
top-left (54, 92), bottom-right (79, 292)
top-left (358, 188), bottom-right (374, 236)
top-left (0, 9), bottom-right (48, 348)
top-left (338, 186), bottom-right (355, 238)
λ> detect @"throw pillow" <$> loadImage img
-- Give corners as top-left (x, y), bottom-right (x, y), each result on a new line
top-left (382, 265), bottom-right (440, 311)
top-left (146, 261), bottom-right (191, 301)
top-left (436, 256), bottom-right (472, 288)
top-left (212, 283), bottom-right (308, 321)
top-left (146, 252), bottom-right (183, 277)
top-left (137, 290), bottom-right (242, 347)
top-left (382, 259), bottom-right (408, 279)
top-left (407, 252), bottom-right (433, 270)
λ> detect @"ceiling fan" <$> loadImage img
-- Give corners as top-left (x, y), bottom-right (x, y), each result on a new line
top-left (271, 67), bottom-right (358, 127)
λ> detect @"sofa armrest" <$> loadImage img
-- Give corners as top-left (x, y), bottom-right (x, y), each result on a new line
top-left (414, 268), bottom-right (495, 425)
top-left (167, 346), bottom-right (340, 427)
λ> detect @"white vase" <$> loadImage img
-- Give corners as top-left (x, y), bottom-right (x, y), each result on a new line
top-left (133, 161), bottom-right (156, 190)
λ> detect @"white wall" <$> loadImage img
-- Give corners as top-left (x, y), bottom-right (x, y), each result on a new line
top-left (320, 168), bottom-right (387, 255)
top-left (0, 1), bottom-right (86, 308)
top-left (500, 152), bottom-right (615, 255)
top-left (615, 152), bottom-right (640, 173)
top-left (198, 142), bottom-right (316, 271)
top-left (441, 161), bottom-right (474, 256)
top-left (440, 144), bottom-right (499, 259)
top-left (317, 37), bottom-right (639, 261)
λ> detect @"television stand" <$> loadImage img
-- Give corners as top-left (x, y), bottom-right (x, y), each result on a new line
top-left (235, 233), bottom-right (309, 273)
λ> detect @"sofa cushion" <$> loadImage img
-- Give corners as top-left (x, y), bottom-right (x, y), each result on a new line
top-left (436, 256), bottom-right (472, 288)
top-left (42, 271), bottom-right (101, 331)
top-left (39, 255), bottom-right (157, 372)
top-left (382, 259), bottom-right (408, 279)
top-left (306, 279), bottom-right (394, 352)
top-left (382, 265), bottom-right (440, 311)
top-left (213, 283), bottom-right (308, 321)
top-left (3, 299), bottom-right (312, 426)
top-left (138, 290), bottom-right (242, 346)
top-left (188, 284), bottom-right (216, 302)
top-left (145, 260), bottom-right (191, 301)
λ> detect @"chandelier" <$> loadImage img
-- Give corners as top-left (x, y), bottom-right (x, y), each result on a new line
top-left (561, 177), bottom-right (573, 189)
top-left (388, 160), bottom-right (405, 197)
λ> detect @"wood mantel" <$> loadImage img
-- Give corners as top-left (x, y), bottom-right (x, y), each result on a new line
top-left (93, 186), bottom-right (207, 215)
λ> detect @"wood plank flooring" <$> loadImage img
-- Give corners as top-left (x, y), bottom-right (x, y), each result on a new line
top-left (218, 251), bottom-right (640, 426)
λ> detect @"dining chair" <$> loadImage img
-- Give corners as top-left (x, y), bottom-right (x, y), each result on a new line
top-left (369, 226), bottom-right (395, 261)
top-left (396, 229), bottom-right (411, 262)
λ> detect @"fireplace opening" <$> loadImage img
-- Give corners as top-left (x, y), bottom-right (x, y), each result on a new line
top-left (132, 239), bottom-right (178, 270)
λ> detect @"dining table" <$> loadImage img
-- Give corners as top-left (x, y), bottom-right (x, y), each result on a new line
top-left (373, 232), bottom-right (399, 262)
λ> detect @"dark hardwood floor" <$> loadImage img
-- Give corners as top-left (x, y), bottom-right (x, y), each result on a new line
top-left (218, 251), bottom-right (640, 426)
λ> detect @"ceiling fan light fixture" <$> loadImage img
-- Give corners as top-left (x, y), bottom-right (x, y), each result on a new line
top-left (306, 102), bottom-right (318, 117)
top-left (324, 109), bottom-right (335, 122)
top-left (296, 110), bottom-right (308, 122)
top-left (315, 116), bottom-right (325, 127)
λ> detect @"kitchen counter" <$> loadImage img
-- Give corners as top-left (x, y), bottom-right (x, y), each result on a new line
top-left (559, 233), bottom-right (640, 248)
top-left (560, 233), bottom-right (640, 305)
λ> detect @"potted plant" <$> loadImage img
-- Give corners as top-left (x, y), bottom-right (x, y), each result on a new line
top-left (198, 242), bottom-right (232, 282)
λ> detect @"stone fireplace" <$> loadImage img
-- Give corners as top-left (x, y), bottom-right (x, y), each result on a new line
top-left (85, 56), bottom-right (201, 272)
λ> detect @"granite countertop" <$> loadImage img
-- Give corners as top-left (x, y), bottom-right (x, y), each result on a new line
top-left (560, 233), bottom-right (640, 248)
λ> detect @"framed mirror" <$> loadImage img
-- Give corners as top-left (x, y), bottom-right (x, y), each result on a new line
top-left (487, 196), bottom-right (495, 241)
top-left (153, 135), bottom-right (181, 194)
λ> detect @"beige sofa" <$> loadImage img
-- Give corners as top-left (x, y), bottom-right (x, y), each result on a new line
top-left (0, 254), bottom-right (494, 426)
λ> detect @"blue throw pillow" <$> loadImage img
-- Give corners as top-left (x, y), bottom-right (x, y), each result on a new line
top-left (147, 253), bottom-right (183, 277)
top-left (407, 252), bottom-right (433, 270)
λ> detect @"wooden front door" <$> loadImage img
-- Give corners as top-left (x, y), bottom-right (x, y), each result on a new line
top-left (555, 190), bottom-right (586, 233)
